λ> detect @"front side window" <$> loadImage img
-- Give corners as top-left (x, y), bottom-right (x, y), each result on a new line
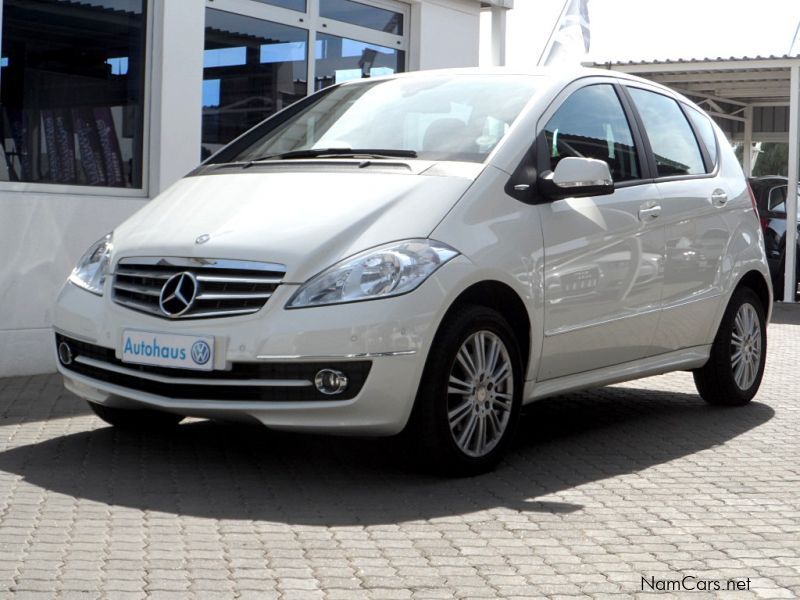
top-left (203, 9), bottom-right (309, 159)
top-left (211, 75), bottom-right (539, 164)
top-left (0, 0), bottom-right (146, 188)
top-left (543, 84), bottom-right (640, 182)
top-left (627, 87), bottom-right (705, 177)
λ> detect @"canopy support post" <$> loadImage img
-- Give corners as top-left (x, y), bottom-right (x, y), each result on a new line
top-left (784, 65), bottom-right (799, 302)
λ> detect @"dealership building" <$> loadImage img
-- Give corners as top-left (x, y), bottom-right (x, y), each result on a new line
top-left (0, 0), bottom-right (511, 376)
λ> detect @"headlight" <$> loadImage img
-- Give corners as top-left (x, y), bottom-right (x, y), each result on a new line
top-left (286, 239), bottom-right (459, 308)
top-left (68, 233), bottom-right (113, 296)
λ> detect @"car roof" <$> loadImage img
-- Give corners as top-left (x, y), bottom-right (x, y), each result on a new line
top-left (336, 66), bottom-right (689, 102)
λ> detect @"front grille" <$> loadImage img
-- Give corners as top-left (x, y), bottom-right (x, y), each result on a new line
top-left (112, 257), bottom-right (285, 319)
top-left (56, 334), bottom-right (371, 402)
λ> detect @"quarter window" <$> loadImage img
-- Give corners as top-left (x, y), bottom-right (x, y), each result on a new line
top-left (686, 106), bottom-right (718, 169)
top-left (627, 88), bottom-right (705, 177)
top-left (543, 84), bottom-right (640, 182)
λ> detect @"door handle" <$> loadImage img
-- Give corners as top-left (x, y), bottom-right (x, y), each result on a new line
top-left (711, 190), bottom-right (728, 207)
top-left (638, 204), bottom-right (662, 221)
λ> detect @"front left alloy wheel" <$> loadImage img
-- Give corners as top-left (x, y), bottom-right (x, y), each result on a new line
top-left (404, 305), bottom-right (523, 475)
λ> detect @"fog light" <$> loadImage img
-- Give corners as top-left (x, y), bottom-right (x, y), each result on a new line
top-left (58, 341), bottom-right (74, 365)
top-left (314, 369), bottom-right (349, 395)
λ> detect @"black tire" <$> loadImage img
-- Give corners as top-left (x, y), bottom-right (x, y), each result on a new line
top-left (693, 287), bottom-right (767, 406)
top-left (88, 401), bottom-right (184, 430)
top-left (403, 305), bottom-right (524, 476)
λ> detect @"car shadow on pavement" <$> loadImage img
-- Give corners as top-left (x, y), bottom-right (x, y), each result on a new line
top-left (0, 384), bottom-right (774, 526)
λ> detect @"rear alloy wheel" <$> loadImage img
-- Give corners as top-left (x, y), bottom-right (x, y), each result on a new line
top-left (404, 305), bottom-right (523, 476)
top-left (693, 287), bottom-right (767, 406)
top-left (88, 402), bottom-right (184, 430)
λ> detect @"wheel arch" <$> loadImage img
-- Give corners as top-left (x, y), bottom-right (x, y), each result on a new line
top-left (735, 269), bottom-right (772, 322)
top-left (436, 280), bottom-right (532, 376)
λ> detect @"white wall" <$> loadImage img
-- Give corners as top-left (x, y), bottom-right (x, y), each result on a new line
top-left (410, 0), bottom-right (481, 71)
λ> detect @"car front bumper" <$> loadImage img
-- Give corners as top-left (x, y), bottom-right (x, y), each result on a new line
top-left (53, 257), bottom-right (473, 435)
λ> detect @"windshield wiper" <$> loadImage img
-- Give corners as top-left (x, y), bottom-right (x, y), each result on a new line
top-left (243, 147), bottom-right (418, 165)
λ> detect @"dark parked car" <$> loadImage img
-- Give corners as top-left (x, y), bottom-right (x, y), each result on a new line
top-left (750, 176), bottom-right (800, 299)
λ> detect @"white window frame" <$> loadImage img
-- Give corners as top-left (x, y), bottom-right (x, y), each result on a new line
top-left (0, 0), bottom-right (154, 198)
top-left (205, 0), bottom-right (409, 96)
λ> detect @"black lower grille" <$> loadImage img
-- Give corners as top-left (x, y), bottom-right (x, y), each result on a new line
top-left (56, 334), bottom-right (371, 402)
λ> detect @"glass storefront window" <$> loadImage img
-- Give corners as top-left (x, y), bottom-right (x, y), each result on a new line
top-left (253, 0), bottom-right (307, 12)
top-left (320, 0), bottom-right (402, 34)
top-left (0, 0), bottom-right (146, 188)
top-left (202, 9), bottom-right (309, 159)
top-left (315, 33), bottom-right (404, 91)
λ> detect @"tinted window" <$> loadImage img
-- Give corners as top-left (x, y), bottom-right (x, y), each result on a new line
top-left (203, 10), bottom-right (308, 159)
top-left (0, 0), bottom-right (146, 187)
top-left (543, 84), bottom-right (640, 182)
top-left (320, 0), bottom-right (403, 35)
top-left (768, 186), bottom-right (787, 215)
top-left (254, 0), bottom-right (306, 11)
top-left (628, 88), bottom-right (705, 177)
top-left (315, 33), bottom-right (404, 90)
top-left (686, 106), bottom-right (718, 168)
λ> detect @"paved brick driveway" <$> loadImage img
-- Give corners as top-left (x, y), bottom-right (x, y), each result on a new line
top-left (1, 307), bottom-right (799, 599)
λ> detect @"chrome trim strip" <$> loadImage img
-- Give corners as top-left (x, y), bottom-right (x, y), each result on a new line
top-left (256, 350), bottom-right (417, 360)
top-left (112, 297), bottom-right (161, 315)
top-left (117, 256), bottom-right (287, 273)
top-left (115, 268), bottom-right (171, 280)
top-left (196, 292), bottom-right (273, 301)
top-left (184, 308), bottom-right (261, 318)
top-left (113, 281), bottom-right (161, 296)
top-left (195, 275), bottom-right (283, 284)
top-left (73, 355), bottom-right (312, 387)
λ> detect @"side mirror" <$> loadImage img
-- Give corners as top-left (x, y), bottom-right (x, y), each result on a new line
top-left (538, 157), bottom-right (614, 201)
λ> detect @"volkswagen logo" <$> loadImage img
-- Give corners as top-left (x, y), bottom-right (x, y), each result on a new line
top-left (159, 272), bottom-right (198, 317)
top-left (190, 340), bottom-right (212, 365)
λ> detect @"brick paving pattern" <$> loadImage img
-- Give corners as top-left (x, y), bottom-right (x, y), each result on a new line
top-left (1, 306), bottom-right (799, 599)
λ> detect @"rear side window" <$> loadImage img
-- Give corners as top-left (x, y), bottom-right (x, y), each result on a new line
top-left (627, 87), bottom-right (705, 177)
top-left (686, 106), bottom-right (718, 169)
top-left (543, 84), bottom-right (640, 182)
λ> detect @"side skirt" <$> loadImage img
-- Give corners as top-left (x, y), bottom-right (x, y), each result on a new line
top-left (523, 345), bottom-right (711, 403)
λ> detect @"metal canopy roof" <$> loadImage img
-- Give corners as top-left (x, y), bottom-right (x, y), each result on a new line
top-left (593, 55), bottom-right (800, 105)
top-left (592, 54), bottom-right (800, 302)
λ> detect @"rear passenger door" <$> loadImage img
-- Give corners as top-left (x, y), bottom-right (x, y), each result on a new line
top-left (623, 85), bottom-right (728, 353)
top-left (537, 81), bottom-right (665, 380)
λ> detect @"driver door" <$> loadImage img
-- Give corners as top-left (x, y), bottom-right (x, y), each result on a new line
top-left (537, 82), bottom-right (665, 380)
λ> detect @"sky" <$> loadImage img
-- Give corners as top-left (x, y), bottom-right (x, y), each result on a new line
top-left (488, 0), bottom-right (800, 68)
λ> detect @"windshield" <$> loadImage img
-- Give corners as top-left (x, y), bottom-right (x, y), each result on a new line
top-left (210, 74), bottom-right (540, 165)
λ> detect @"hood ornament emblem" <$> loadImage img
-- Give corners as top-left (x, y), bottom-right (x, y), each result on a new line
top-left (195, 233), bottom-right (211, 245)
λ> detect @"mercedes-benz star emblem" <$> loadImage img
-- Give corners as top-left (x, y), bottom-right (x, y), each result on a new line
top-left (159, 272), bottom-right (198, 317)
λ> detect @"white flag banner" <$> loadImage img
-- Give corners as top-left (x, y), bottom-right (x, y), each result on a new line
top-left (541, 0), bottom-right (591, 66)
top-left (791, 20), bottom-right (800, 55)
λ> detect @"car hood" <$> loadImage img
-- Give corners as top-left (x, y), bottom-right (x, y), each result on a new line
top-left (112, 167), bottom-right (477, 282)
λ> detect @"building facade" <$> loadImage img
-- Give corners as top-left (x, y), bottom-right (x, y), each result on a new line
top-left (0, 0), bottom-right (508, 376)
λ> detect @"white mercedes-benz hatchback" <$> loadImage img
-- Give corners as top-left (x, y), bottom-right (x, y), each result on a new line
top-left (55, 68), bottom-right (771, 474)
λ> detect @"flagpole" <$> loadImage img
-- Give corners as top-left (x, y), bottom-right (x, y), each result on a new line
top-left (537, 0), bottom-right (571, 66)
